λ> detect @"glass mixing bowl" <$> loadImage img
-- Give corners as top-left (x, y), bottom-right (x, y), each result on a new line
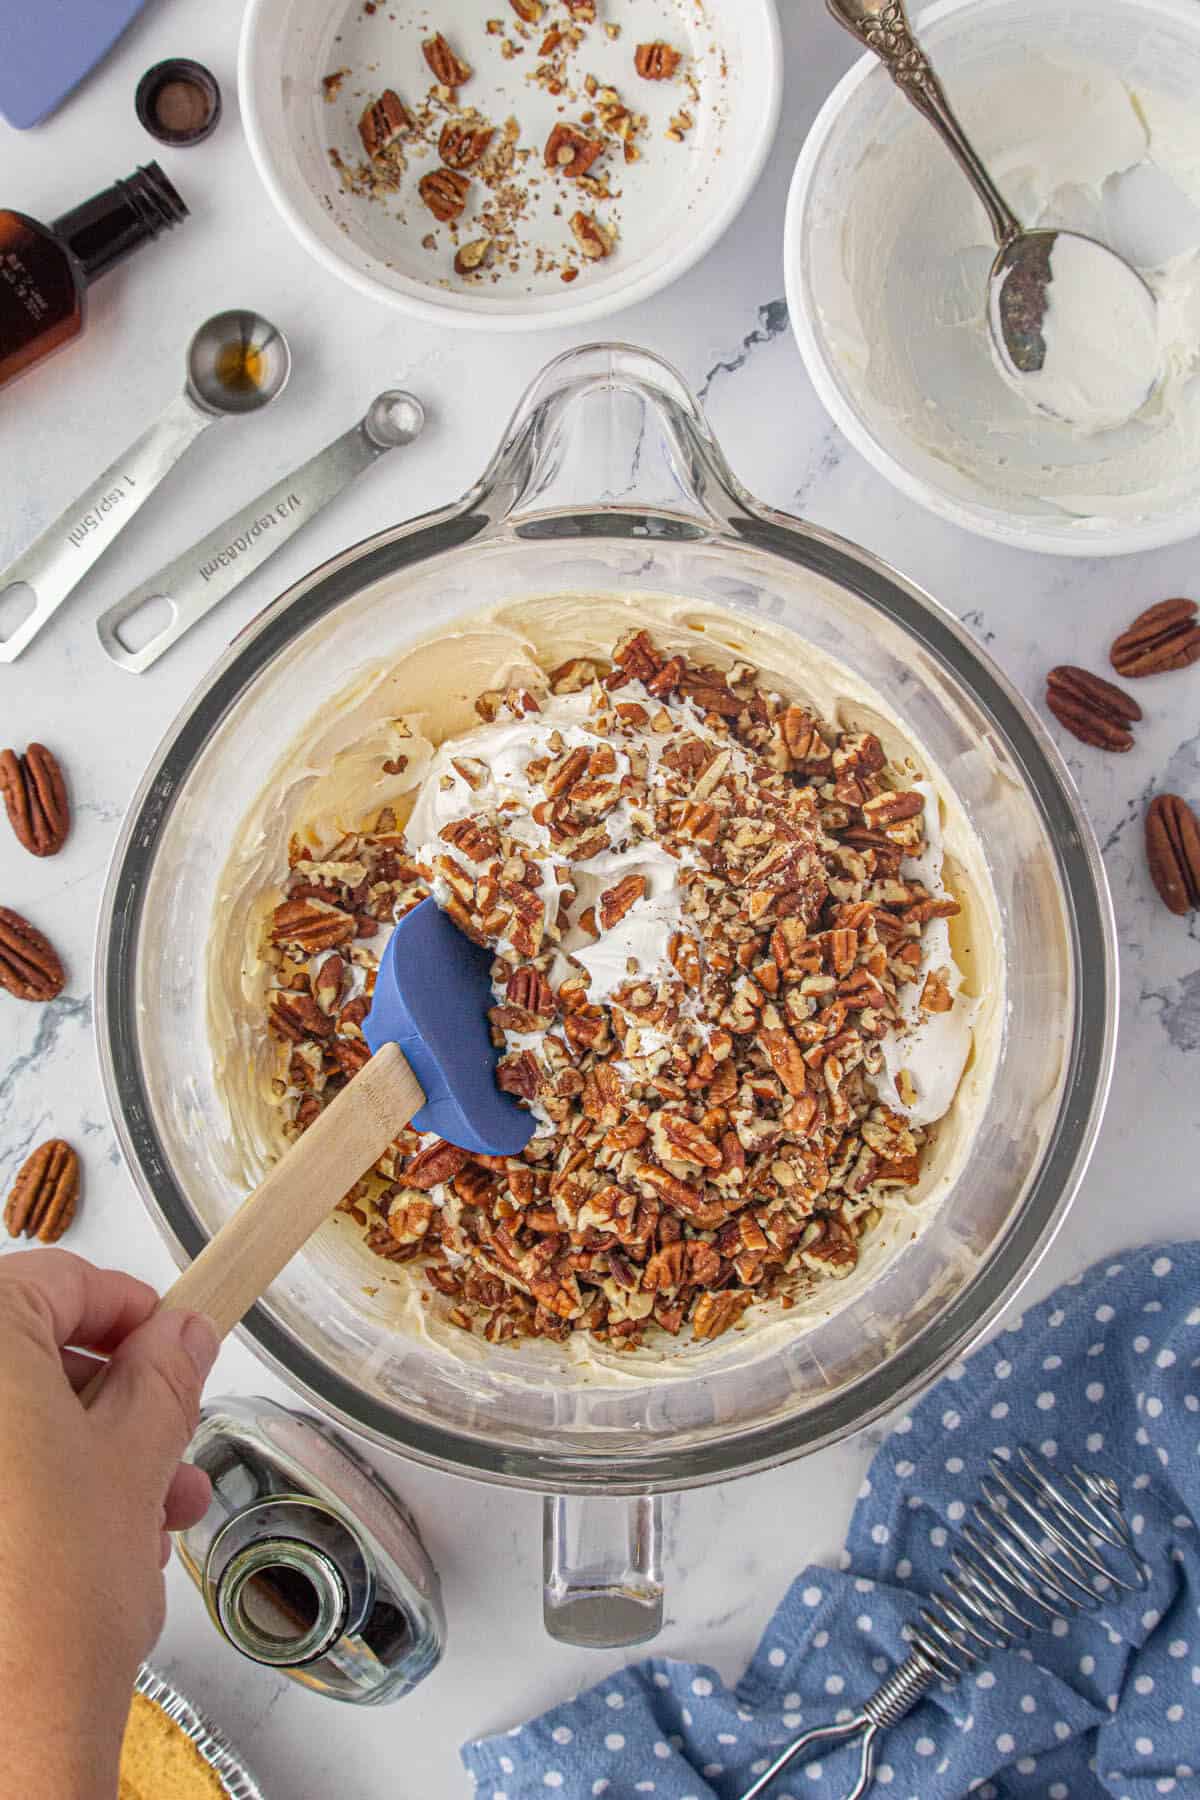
top-left (97, 345), bottom-right (1116, 1644)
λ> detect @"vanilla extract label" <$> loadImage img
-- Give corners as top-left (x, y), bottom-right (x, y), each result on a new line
top-left (198, 493), bottom-right (303, 582)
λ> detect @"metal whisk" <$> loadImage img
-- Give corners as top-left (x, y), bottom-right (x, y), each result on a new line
top-left (739, 1448), bottom-right (1147, 1800)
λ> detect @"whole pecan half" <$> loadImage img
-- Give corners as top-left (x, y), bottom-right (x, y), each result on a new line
top-left (1145, 793), bottom-right (1200, 916)
top-left (439, 120), bottom-right (495, 170)
top-left (418, 167), bottom-right (470, 222)
top-left (5, 1139), bottom-right (79, 1242)
top-left (1045, 665), bottom-right (1141, 752)
top-left (0, 744), bottom-right (70, 857)
top-left (544, 123), bottom-right (604, 179)
top-left (0, 907), bottom-right (65, 1002)
top-left (634, 41), bottom-right (681, 79)
top-left (422, 33), bottom-right (471, 88)
top-left (1111, 599), bottom-right (1200, 678)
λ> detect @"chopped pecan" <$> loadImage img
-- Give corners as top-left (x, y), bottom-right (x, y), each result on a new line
top-left (359, 90), bottom-right (412, 159)
top-left (545, 745), bottom-right (591, 798)
top-left (506, 966), bottom-right (555, 1015)
top-left (668, 931), bottom-right (702, 988)
top-left (643, 1241), bottom-right (686, 1291)
top-left (861, 790), bottom-right (923, 827)
top-left (545, 123), bottom-right (605, 178)
top-left (314, 954), bottom-right (346, 1014)
top-left (686, 1240), bottom-right (722, 1287)
top-left (0, 744), bottom-right (69, 857)
top-left (634, 40), bottom-right (681, 79)
top-left (272, 897), bottom-right (356, 952)
top-left (658, 1111), bottom-right (724, 1170)
top-left (0, 907), bottom-right (64, 1002)
top-left (497, 1050), bottom-right (542, 1098)
top-left (758, 1028), bottom-right (808, 1098)
top-left (1111, 599), bottom-right (1200, 678)
top-left (691, 1290), bottom-right (751, 1341)
top-left (440, 120), bottom-right (495, 169)
top-left (1145, 793), bottom-right (1200, 916)
top-left (330, 1038), bottom-right (371, 1077)
top-left (405, 1140), bottom-right (469, 1188)
top-left (599, 874), bottom-right (646, 929)
top-left (572, 210), bottom-right (615, 261)
top-left (582, 1064), bottom-right (624, 1125)
top-left (637, 1162), bottom-right (727, 1227)
top-left (920, 969), bottom-right (954, 1013)
top-left (418, 167), bottom-right (471, 222)
top-left (422, 33), bottom-right (471, 87)
top-left (388, 1193), bottom-right (434, 1244)
top-left (454, 237), bottom-right (492, 277)
top-left (509, 0), bottom-right (544, 18)
top-left (271, 991), bottom-right (332, 1042)
top-left (5, 1138), bottom-right (79, 1243)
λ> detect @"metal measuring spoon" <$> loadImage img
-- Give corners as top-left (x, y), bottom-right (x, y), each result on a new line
top-left (826, 0), bottom-right (1160, 429)
top-left (97, 391), bottom-right (426, 673)
top-left (0, 310), bottom-right (290, 663)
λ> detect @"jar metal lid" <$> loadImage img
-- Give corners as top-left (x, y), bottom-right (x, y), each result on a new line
top-left (136, 58), bottom-right (222, 147)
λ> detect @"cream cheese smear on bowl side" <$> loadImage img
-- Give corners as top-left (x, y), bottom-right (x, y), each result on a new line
top-left (816, 53), bottom-right (1200, 532)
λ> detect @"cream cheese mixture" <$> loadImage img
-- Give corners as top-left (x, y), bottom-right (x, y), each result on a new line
top-left (207, 594), bottom-right (1003, 1377)
top-left (817, 53), bottom-right (1200, 522)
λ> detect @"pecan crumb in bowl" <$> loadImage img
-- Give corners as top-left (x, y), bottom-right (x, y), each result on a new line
top-left (98, 347), bottom-right (1114, 1636)
top-left (238, 0), bottom-right (781, 327)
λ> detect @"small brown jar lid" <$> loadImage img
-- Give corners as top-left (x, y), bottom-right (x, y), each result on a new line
top-left (136, 58), bottom-right (222, 147)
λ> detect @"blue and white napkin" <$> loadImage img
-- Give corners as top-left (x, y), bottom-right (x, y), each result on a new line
top-left (464, 1243), bottom-right (1200, 1799)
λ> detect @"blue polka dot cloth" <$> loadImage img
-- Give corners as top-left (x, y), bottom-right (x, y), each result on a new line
top-left (462, 1244), bottom-right (1200, 1800)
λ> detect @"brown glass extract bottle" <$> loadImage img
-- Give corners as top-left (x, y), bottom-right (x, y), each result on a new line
top-left (0, 162), bottom-right (187, 392)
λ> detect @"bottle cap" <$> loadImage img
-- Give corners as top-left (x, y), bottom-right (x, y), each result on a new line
top-left (135, 58), bottom-right (221, 147)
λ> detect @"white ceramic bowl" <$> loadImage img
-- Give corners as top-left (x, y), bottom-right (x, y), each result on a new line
top-left (785, 0), bottom-right (1200, 556)
top-left (240, 0), bottom-right (781, 331)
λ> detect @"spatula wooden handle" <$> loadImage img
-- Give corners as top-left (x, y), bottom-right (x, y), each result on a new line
top-left (81, 1042), bottom-right (424, 1405)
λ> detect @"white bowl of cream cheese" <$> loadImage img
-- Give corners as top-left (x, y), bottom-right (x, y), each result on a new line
top-left (786, 0), bottom-right (1200, 555)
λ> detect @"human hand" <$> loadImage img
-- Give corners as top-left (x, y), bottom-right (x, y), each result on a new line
top-left (0, 1250), bottom-right (218, 1800)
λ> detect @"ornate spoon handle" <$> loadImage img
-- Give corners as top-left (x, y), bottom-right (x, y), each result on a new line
top-left (825, 0), bottom-right (1021, 247)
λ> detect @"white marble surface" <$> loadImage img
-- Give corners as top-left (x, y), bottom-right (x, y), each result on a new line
top-left (1, 3), bottom-right (1197, 1795)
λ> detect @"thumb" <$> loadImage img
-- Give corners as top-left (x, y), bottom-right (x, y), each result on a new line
top-left (93, 1308), bottom-right (219, 1489)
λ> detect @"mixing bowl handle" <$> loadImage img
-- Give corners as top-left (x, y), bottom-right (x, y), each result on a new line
top-left (472, 342), bottom-right (761, 536)
top-left (542, 1494), bottom-right (664, 1649)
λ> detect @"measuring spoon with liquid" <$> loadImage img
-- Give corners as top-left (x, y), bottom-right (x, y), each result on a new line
top-left (0, 310), bottom-right (289, 663)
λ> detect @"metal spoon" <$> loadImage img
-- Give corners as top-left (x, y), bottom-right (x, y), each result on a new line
top-left (0, 310), bottom-right (290, 663)
top-left (826, 0), bottom-right (1160, 428)
top-left (97, 390), bottom-right (426, 672)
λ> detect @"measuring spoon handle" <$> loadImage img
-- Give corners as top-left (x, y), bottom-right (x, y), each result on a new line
top-left (825, 0), bottom-right (1022, 247)
top-left (97, 417), bottom-right (393, 673)
top-left (0, 392), bottom-right (217, 663)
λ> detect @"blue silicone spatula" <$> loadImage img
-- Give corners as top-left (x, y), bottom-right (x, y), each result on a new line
top-left (82, 901), bottom-right (531, 1391)
top-left (0, 0), bottom-right (152, 130)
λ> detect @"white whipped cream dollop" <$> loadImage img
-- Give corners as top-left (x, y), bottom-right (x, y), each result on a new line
top-left (877, 781), bottom-right (981, 1129)
top-left (404, 689), bottom-right (699, 1003)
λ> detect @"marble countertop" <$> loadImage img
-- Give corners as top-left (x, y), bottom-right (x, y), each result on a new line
top-left (1, 2), bottom-right (1196, 1794)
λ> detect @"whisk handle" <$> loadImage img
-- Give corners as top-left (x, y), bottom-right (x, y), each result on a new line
top-left (738, 1715), bottom-right (875, 1800)
top-left (736, 1655), bottom-right (937, 1800)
